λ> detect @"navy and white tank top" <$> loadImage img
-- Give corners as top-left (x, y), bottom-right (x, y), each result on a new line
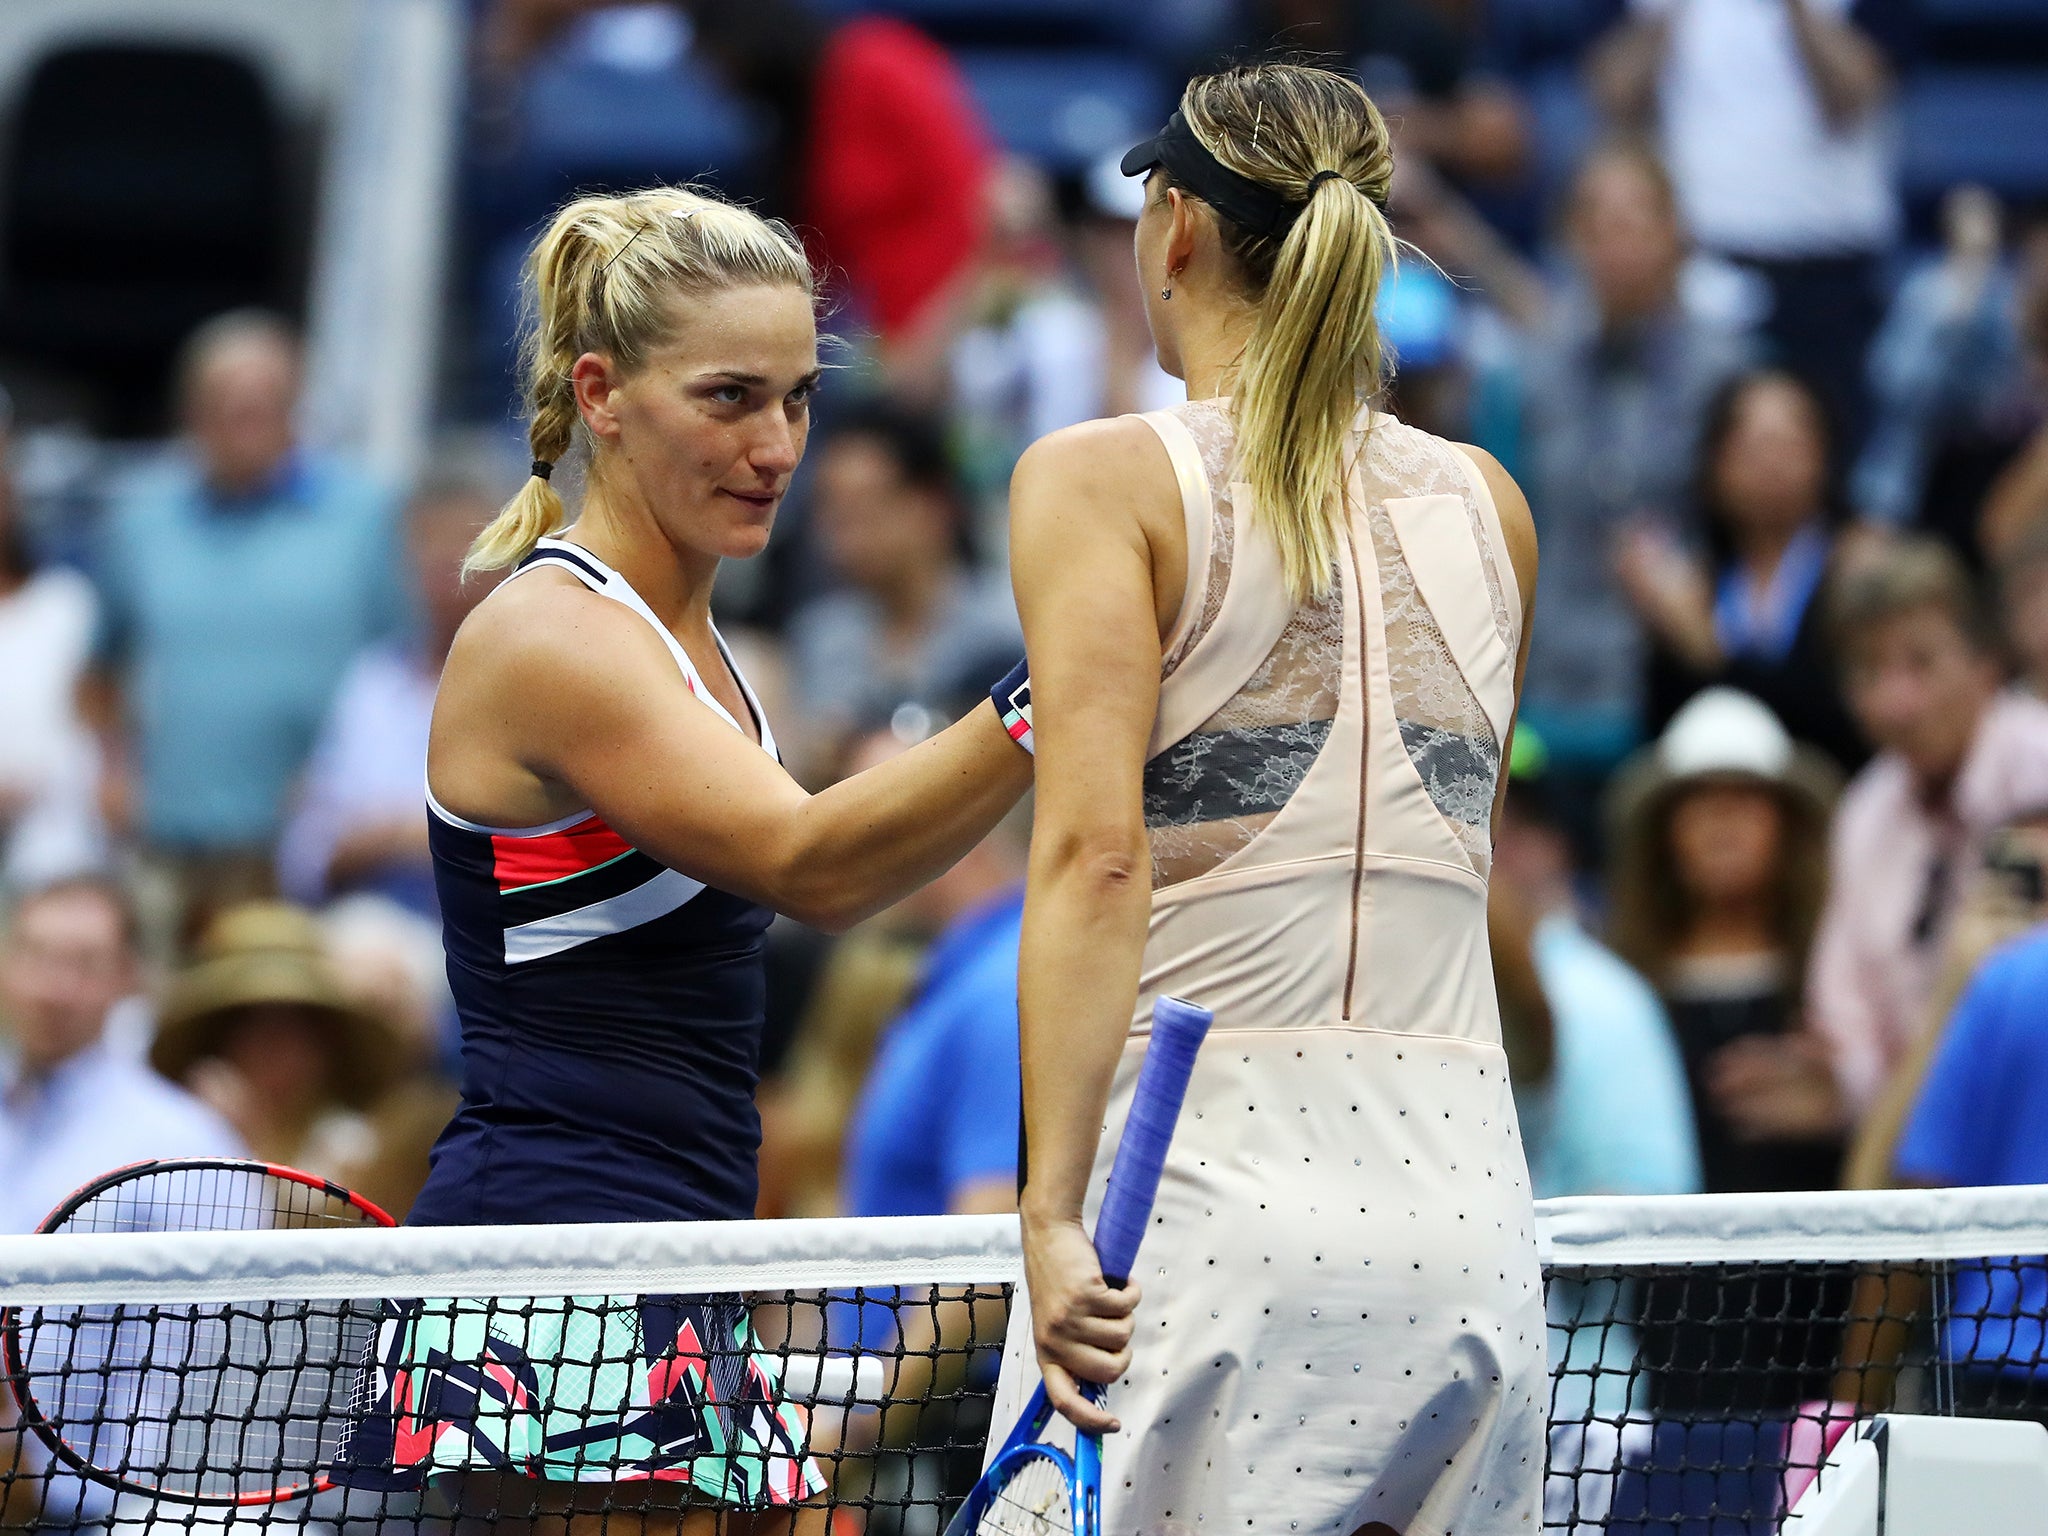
top-left (407, 538), bottom-right (782, 1228)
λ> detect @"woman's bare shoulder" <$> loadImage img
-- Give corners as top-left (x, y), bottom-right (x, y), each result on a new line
top-left (444, 567), bottom-right (670, 707)
top-left (1016, 414), bottom-right (1177, 491)
top-left (1012, 414), bottom-right (1183, 553)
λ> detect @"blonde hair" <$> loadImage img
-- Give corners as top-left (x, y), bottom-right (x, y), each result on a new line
top-left (1166, 64), bottom-right (1399, 603)
top-left (466, 185), bottom-right (815, 576)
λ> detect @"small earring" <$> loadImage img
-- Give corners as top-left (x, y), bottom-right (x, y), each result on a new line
top-left (1160, 286), bottom-right (1172, 301)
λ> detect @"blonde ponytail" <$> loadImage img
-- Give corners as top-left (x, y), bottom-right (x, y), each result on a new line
top-left (464, 184), bottom-right (815, 578)
top-left (1175, 66), bottom-right (1399, 604)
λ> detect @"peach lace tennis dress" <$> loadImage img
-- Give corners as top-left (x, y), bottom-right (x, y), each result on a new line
top-left (990, 399), bottom-right (1547, 1535)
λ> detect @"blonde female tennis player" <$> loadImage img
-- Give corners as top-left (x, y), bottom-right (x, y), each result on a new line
top-left (334, 186), bottom-right (1030, 1532)
top-left (989, 64), bottom-right (1548, 1534)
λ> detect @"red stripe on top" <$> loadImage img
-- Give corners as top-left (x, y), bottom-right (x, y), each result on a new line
top-left (491, 815), bottom-right (635, 891)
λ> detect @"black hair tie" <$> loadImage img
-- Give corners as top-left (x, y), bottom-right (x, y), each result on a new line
top-left (1307, 169), bottom-right (1346, 193)
top-left (531, 460), bottom-right (554, 481)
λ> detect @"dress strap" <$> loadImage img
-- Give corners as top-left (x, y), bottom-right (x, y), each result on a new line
top-left (1138, 409), bottom-right (1213, 667)
top-left (513, 538), bottom-right (777, 758)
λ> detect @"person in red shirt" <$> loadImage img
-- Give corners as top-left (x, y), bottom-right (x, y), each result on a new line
top-left (684, 0), bottom-right (993, 387)
top-left (484, 0), bottom-right (993, 385)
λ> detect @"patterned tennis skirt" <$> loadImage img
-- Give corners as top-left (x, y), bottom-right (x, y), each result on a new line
top-left (333, 1292), bottom-right (826, 1506)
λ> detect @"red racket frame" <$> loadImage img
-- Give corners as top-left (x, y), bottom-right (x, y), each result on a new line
top-left (0, 1157), bottom-right (395, 1506)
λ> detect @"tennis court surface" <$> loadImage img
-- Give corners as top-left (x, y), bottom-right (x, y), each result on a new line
top-left (5, 1184), bottom-right (2048, 1533)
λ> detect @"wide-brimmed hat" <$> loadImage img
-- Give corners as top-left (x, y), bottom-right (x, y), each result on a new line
top-left (1606, 688), bottom-right (1842, 850)
top-left (150, 901), bottom-right (402, 1109)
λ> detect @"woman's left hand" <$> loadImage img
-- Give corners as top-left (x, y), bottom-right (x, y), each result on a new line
top-left (1020, 1208), bottom-right (1140, 1435)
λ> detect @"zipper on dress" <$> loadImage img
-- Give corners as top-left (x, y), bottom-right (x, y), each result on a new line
top-left (1341, 518), bottom-right (1370, 1021)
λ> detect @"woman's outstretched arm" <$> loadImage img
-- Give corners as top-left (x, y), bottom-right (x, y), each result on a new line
top-left (447, 579), bottom-right (1032, 934)
top-left (1007, 417), bottom-right (1184, 1433)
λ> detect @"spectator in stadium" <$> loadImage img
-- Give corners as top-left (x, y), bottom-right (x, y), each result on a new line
top-left (1801, 540), bottom-right (2048, 1131)
top-left (1240, 0), bottom-right (1530, 187)
top-left (1404, 142), bottom-right (1752, 828)
top-left (1590, 0), bottom-right (1898, 453)
top-left (1859, 874), bottom-right (2048, 1411)
top-left (788, 399), bottom-right (1020, 745)
top-left (1999, 526), bottom-right (2048, 701)
top-left (316, 895), bottom-right (461, 1218)
top-left (1608, 688), bottom-right (1844, 1193)
top-left (1853, 186), bottom-right (2035, 538)
top-left (810, 784), bottom-right (1025, 1470)
top-left (149, 900), bottom-right (403, 1175)
top-left (755, 724), bottom-right (934, 1221)
top-left (1978, 217), bottom-right (2048, 558)
top-left (951, 158), bottom-right (1126, 525)
top-left (1493, 735), bottom-right (1701, 1200)
top-left (678, 0), bottom-right (991, 394)
top-left (0, 876), bottom-right (242, 1236)
top-left (1621, 368), bottom-right (1866, 769)
top-left (841, 810), bottom-right (1025, 1225)
top-left (84, 311), bottom-right (405, 931)
top-left (1842, 807), bottom-right (2048, 1189)
top-left (0, 387), bottom-right (106, 889)
top-left (276, 471), bottom-right (500, 916)
top-left (483, 0), bottom-right (993, 380)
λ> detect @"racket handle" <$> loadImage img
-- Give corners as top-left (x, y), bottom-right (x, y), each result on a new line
top-left (1094, 996), bottom-right (1213, 1287)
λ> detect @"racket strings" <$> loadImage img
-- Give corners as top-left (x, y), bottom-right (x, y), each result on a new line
top-left (13, 1164), bottom-right (388, 1501)
top-left (975, 1453), bottom-right (1078, 1536)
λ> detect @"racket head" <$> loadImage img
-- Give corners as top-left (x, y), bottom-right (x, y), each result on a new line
top-left (957, 1442), bottom-right (1086, 1536)
top-left (1, 1158), bottom-right (394, 1506)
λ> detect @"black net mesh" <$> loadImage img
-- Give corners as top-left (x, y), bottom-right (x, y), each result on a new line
top-left (1544, 1252), bottom-right (2048, 1532)
top-left (2, 1212), bottom-right (2044, 1533)
top-left (2, 1282), bottom-right (1012, 1532)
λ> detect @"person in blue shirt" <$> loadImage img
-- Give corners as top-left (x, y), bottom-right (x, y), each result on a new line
top-left (835, 790), bottom-right (1027, 1344)
top-left (1895, 920), bottom-right (2048, 1409)
top-left (821, 780), bottom-right (1027, 1475)
top-left (85, 311), bottom-right (405, 922)
top-left (841, 880), bottom-right (1024, 1224)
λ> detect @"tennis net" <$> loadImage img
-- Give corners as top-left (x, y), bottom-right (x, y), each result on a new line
top-left (0, 1188), bottom-right (2043, 1532)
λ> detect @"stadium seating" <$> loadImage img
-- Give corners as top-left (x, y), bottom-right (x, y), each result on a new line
top-left (1899, 68), bottom-right (2048, 204)
top-left (0, 42), bottom-right (290, 433)
top-left (956, 49), bottom-right (1170, 175)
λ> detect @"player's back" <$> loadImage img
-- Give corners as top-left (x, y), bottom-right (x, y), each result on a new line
top-left (989, 397), bottom-right (1550, 1535)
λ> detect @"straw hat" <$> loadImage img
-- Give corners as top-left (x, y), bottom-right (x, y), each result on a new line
top-left (1607, 687), bottom-right (1842, 849)
top-left (150, 901), bottom-right (403, 1110)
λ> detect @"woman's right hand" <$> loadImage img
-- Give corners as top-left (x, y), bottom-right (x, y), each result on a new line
top-left (1020, 1207), bottom-right (1141, 1435)
top-left (1612, 520), bottom-right (1720, 670)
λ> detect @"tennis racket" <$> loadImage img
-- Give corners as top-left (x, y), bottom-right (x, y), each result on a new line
top-left (1, 1158), bottom-right (395, 1506)
top-left (947, 995), bottom-right (1215, 1536)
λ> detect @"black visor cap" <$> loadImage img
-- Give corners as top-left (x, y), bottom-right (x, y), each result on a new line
top-left (1119, 110), bottom-right (1298, 239)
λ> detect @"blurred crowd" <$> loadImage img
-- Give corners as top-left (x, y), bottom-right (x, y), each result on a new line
top-left (2, 0), bottom-right (2048, 1268)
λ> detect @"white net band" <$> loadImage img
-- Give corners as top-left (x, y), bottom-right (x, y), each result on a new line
top-left (0, 1211), bottom-right (1025, 1305)
top-left (6, 1189), bottom-right (2048, 1303)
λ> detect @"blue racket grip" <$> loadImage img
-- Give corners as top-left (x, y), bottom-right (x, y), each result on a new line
top-left (1092, 996), bottom-right (1213, 1286)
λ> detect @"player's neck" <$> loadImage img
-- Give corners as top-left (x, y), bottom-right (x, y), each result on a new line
top-left (1173, 302), bottom-right (1255, 403)
top-left (562, 497), bottom-right (720, 636)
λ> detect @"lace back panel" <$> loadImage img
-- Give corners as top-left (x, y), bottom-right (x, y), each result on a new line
top-left (1143, 406), bottom-right (1511, 887)
top-left (1144, 401), bottom-right (1341, 887)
